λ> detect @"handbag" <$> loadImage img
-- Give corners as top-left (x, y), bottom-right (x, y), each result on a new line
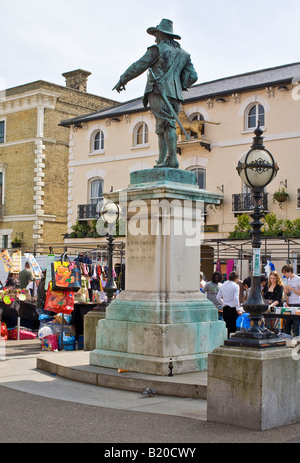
top-left (44, 282), bottom-right (75, 315)
top-left (51, 253), bottom-right (81, 291)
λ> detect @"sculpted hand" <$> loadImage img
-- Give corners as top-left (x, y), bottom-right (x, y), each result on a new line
top-left (113, 80), bottom-right (126, 93)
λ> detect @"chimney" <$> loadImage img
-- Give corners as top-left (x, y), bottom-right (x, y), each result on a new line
top-left (62, 69), bottom-right (92, 92)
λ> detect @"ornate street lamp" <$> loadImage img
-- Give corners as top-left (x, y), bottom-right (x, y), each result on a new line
top-left (225, 122), bottom-right (286, 348)
top-left (100, 202), bottom-right (121, 304)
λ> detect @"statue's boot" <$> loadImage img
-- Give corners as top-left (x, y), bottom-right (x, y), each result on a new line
top-left (165, 157), bottom-right (179, 168)
top-left (164, 127), bottom-right (179, 168)
top-left (154, 136), bottom-right (167, 168)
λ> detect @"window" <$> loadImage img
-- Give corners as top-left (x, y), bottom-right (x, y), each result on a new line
top-left (0, 121), bottom-right (5, 144)
top-left (246, 104), bottom-right (265, 130)
top-left (134, 122), bottom-right (148, 146)
top-left (2, 235), bottom-right (8, 249)
top-left (0, 172), bottom-right (3, 204)
top-left (91, 130), bottom-right (104, 153)
top-left (189, 167), bottom-right (206, 189)
top-left (90, 178), bottom-right (103, 205)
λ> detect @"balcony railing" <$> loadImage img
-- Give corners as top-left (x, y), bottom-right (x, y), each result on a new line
top-left (78, 201), bottom-right (102, 220)
top-left (232, 193), bottom-right (269, 213)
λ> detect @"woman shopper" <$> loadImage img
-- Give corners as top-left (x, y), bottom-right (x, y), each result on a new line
top-left (263, 271), bottom-right (284, 309)
top-left (263, 271), bottom-right (284, 332)
top-left (217, 271), bottom-right (241, 338)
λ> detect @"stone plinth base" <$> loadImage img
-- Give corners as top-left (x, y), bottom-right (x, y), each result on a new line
top-left (90, 169), bottom-right (225, 376)
top-left (89, 292), bottom-right (226, 375)
top-left (207, 346), bottom-right (300, 430)
top-left (84, 311), bottom-right (106, 352)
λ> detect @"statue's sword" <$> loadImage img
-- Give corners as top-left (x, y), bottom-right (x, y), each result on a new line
top-left (148, 68), bottom-right (190, 140)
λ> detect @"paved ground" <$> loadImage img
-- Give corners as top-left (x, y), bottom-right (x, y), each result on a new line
top-left (0, 339), bottom-right (299, 444)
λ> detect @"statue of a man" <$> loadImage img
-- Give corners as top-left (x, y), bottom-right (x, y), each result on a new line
top-left (113, 19), bottom-right (198, 168)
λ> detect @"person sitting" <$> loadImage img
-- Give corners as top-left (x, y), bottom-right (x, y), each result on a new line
top-left (263, 271), bottom-right (284, 332)
top-left (260, 275), bottom-right (268, 295)
top-left (242, 276), bottom-right (252, 302)
top-left (263, 271), bottom-right (284, 310)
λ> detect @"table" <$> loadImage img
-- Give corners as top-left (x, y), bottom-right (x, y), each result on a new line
top-left (263, 311), bottom-right (300, 337)
top-left (263, 313), bottom-right (300, 321)
top-left (0, 300), bottom-right (39, 340)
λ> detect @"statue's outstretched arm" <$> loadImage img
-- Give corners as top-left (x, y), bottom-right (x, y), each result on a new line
top-left (113, 47), bottom-right (158, 92)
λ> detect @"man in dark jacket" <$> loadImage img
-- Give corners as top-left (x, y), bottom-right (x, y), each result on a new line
top-left (113, 19), bottom-right (198, 168)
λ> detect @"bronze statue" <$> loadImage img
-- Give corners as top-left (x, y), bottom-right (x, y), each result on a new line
top-left (113, 19), bottom-right (198, 168)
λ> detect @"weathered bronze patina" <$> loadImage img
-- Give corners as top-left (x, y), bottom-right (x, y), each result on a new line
top-left (113, 19), bottom-right (198, 169)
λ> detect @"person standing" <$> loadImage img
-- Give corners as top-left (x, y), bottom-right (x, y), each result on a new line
top-left (217, 271), bottom-right (241, 338)
top-left (281, 264), bottom-right (300, 336)
top-left (19, 262), bottom-right (33, 290)
top-left (203, 271), bottom-right (223, 319)
top-left (113, 19), bottom-right (198, 168)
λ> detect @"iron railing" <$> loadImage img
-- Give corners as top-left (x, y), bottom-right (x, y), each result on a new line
top-left (232, 193), bottom-right (268, 213)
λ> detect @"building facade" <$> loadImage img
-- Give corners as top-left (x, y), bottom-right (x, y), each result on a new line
top-left (62, 62), bottom-right (300, 277)
top-left (0, 70), bottom-right (118, 251)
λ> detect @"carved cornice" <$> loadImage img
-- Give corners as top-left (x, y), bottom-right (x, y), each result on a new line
top-left (265, 86), bottom-right (275, 98)
top-left (0, 90), bottom-right (61, 115)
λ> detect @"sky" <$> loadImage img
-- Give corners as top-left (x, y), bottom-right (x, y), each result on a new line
top-left (1, 0), bottom-right (300, 103)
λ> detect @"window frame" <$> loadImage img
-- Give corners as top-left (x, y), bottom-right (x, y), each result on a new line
top-left (189, 166), bottom-right (206, 190)
top-left (245, 104), bottom-right (265, 131)
top-left (0, 119), bottom-right (6, 144)
top-left (90, 130), bottom-right (104, 154)
top-left (89, 178), bottom-right (104, 206)
top-left (133, 122), bottom-right (149, 148)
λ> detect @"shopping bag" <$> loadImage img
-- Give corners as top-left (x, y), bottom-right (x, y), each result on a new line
top-left (51, 253), bottom-right (81, 291)
top-left (44, 282), bottom-right (75, 315)
top-left (58, 333), bottom-right (76, 351)
top-left (236, 313), bottom-right (250, 329)
top-left (41, 335), bottom-right (59, 351)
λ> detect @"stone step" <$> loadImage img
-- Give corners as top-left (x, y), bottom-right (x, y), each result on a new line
top-left (37, 351), bottom-right (208, 399)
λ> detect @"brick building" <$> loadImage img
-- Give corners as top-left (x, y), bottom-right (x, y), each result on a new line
top-left (0, 70), bottom-right (118, 251)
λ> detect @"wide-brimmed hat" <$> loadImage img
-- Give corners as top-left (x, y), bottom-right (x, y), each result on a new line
top-left (147, 19), bottom-right (181, 40)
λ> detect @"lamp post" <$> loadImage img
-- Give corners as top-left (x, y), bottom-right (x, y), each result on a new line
top-left (225, 122), bottom-right (286, 348)
top-left (100, 202), bottom-right (121, 304)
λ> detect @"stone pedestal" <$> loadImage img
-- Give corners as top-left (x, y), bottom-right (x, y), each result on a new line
top-left (90, 169), bottom-right (226, 375)
top-left (207, 346), bottom-right (300, 430)
top-left (84, 311), bottom-right (106, 351)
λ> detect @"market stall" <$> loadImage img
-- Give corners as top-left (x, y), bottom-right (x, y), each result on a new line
top-left (0, 249), bottom-right (112, 347)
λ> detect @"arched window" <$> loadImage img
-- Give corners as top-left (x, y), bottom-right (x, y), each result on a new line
top-left (90, 178), bottom-right (103, 205)
top-left (246, 104), bottom-right (265, 130)
top-left (91, 130), bottom-right (104, 153)
top-left (189, 167), bottom-right (206, 190)
top-left (134, 122), bottom-right (149, 146)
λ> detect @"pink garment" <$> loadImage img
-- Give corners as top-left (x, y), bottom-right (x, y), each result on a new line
top-left (226, 260), bottom-right (234, 276)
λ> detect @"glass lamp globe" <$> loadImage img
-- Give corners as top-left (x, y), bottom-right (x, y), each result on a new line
top-left (237, 148), bottom-right (278, 188)
top-left (101, 202), bottom-right (121, 224)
